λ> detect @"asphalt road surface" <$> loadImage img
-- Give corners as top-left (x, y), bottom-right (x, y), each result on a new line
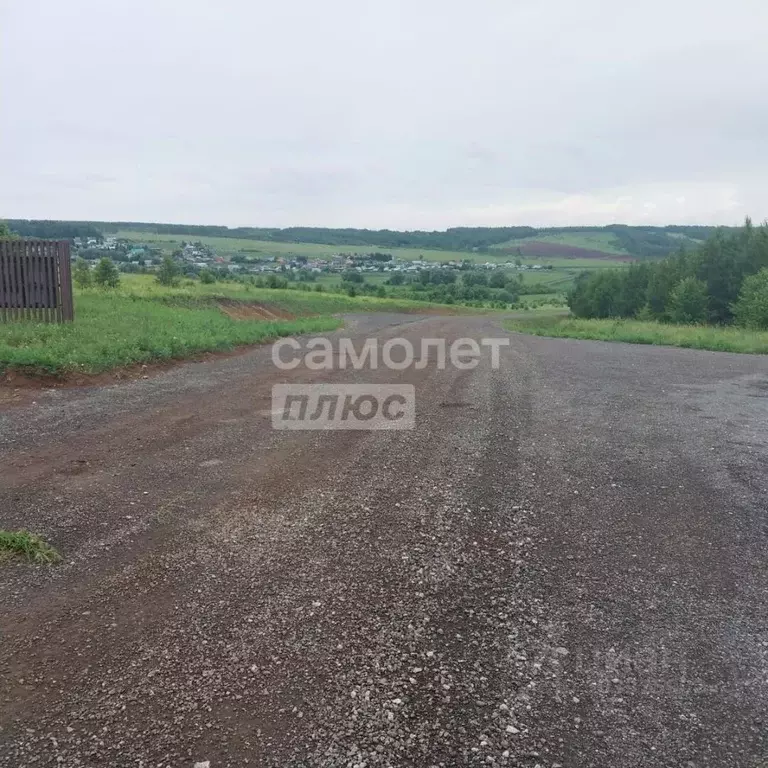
top-left (1, 314), bottom-right (767, 768)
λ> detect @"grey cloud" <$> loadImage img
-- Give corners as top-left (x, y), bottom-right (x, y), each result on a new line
top-left (1, 0), bottom-right (767, 228)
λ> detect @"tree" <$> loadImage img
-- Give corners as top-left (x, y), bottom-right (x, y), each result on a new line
top-left (695, 232), bottom-right (741, 323)
top-left (616, 263), bottom-right (650, 317)
top-left (73, 257), bottom-right (92, 288)
top-left (733, 267), bottom-right (768, 329)
top-left (462, 271), bottom-right (488, 287)
top-left (667, 277), bottom-right (708, 324)
top-left (645, 259), bottom-right (682, 319)
top-left (156, 255), bottom-right (180, 286)
top-left (341, 270), bottom-right (364, 284)
top-left (93, 257), bottom-right (120, 289)
top-left (199, 269), bottom-right (215, 284)
top-left (0, 221), bottom-right (11, 238)
top-left (265, 274), bottom-right (288, 289)
top-left (489, 271), bottom-right (507, 288)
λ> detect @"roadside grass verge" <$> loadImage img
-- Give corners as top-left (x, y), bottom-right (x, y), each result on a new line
top-left (115, 274), bottom-right (484, 314)
top-left (504, 315), bottom-right (768, 354)
top-left (0, 275), bottom-right (476, 377)
top-left (0, 530), bottom-right (62, 564)
top-left (0, 293), bottom-right (341, 375)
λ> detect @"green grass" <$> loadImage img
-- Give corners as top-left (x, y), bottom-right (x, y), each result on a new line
top-left (504, 315), bottom-right (768, 354)
top-left (517, 293), bottom-right (568, 309)
top-left (0, 275), bottom-right (473, 376)
top-left (492, 230), bottom-right (628, 255)
top-left (0, 530), bottom-right (62, 564)
top-left (115, 274), bottom-right (469, 315)
top-left (0, 293), bottom-right (341, 375)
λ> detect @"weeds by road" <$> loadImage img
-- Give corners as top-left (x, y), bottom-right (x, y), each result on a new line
top-left (505, 314), bottom-right (768, 354)
top-left (0, 530), bottom-right (61, 564)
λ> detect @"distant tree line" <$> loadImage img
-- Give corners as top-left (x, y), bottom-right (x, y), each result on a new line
top-left (568, 219), bottom-right (768, 328)
top-left (6, 219), bottom-right (103, 240)
top-left (3, 219), bottom-right (733, 260)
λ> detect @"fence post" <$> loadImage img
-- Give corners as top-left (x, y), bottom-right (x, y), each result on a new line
top-left (58, 241), bottom-right (74, 322)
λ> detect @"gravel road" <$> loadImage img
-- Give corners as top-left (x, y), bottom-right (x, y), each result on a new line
top-left (1, 314), bottom-right (767, 767)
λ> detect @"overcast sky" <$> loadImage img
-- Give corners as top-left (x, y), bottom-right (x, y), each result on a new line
top-left (1, 0), bottom-right (767, 229)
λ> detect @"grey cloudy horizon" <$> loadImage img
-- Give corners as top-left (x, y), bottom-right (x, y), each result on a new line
top-left (2, 0), bottom-right (767, 230)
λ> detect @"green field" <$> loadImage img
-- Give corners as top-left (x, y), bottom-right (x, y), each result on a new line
top-left (115, 229), bottom-right (629, 268)
top-left (505, 315), bottom-right (768, 355)
top-left (0, 275), bottom-right (471, 376)
top-left (492, 230), bottom-right (628, 255)
top-left (116, 230), bottom-right (500, 264)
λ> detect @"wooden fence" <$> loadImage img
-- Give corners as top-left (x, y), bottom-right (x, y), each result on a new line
top-left (0, 239), bottom-right (74, 322)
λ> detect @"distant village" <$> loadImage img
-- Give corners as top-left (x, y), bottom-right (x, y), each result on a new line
top-left (72, 236), bottom-right (553, 276)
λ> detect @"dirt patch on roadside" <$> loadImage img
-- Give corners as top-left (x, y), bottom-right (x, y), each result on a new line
top-left (217, 299), bottom-right (296, 321)
top-left (0, 346), bottom-right (263, 408)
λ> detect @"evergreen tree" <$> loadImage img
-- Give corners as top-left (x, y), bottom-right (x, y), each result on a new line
top-left (694, 232), bottom-right (741, 323)
top-left (667, 277), bottom-right (709, 323)
top-left (733, 268), bottom-right (768, 329)
top-left (568, 219), bottom-right (768, 326)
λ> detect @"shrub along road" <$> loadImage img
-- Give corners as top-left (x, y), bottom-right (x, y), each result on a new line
top-left (1, 314), bottom-right (767, 767)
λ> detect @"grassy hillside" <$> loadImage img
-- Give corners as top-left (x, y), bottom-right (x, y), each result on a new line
top-left (492, 231), bottom-right (628, 256)
top-left (115, 231), bottom-right (501, 265)
top-left (6, 220), bottom-right (723, 262)
top-left (115, 229), bottom-right (631, 268)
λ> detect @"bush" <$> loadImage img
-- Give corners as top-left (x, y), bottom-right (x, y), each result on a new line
top-left (265, 274), bottom-right (288, 289)
top-left (156, 255), bottom-right (181, 286)
top-left (73, 257), bottom-right (92, 289)
top-left (93, 257), bottom-right (120, 289)
top-left (667, 277), bottom-right (708, 324)
top-left (199, 269), bottom-right (216, 284)
top-left (489, 271), bottom-right (507, 289)
top-left (734, 267), bottom-right (768, 329)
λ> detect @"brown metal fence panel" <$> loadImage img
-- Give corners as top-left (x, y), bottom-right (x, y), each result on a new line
top-left (0, 239), bottom-right (74, 323)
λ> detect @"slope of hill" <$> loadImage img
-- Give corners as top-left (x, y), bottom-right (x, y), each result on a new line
top-left (493, 230), bottom-right (625, 253)
top-left (4, 220), bottom-right (722, 261)
top-left (490, 226), bottom-right (712, 261)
